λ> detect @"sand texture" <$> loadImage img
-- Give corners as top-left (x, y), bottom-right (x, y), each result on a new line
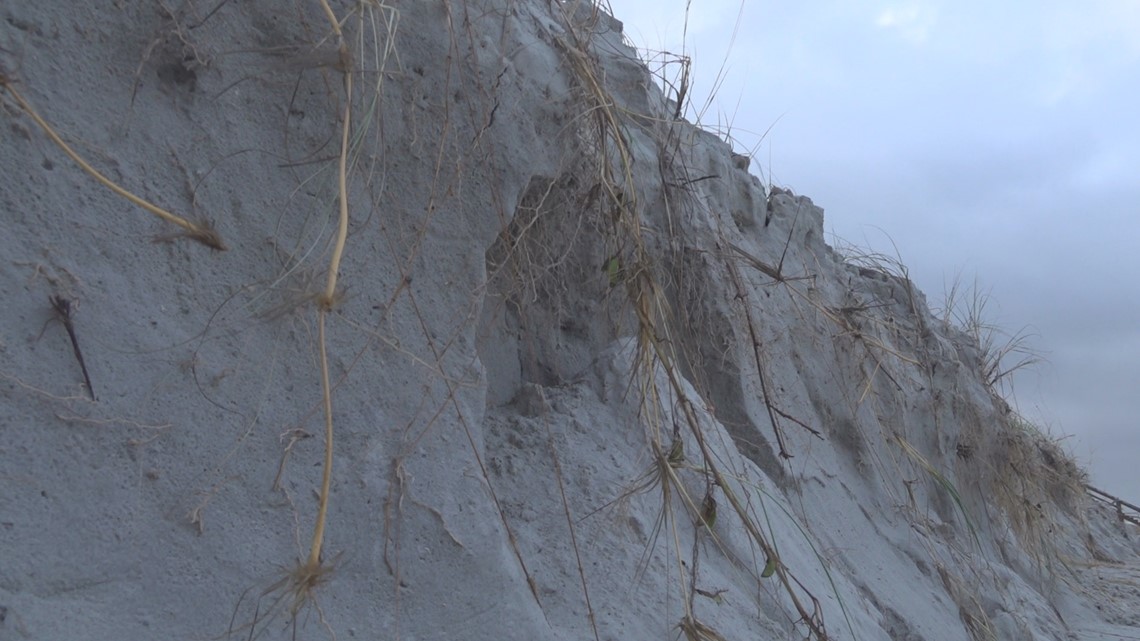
top-left (1, 2), bottom-right (1138, 640)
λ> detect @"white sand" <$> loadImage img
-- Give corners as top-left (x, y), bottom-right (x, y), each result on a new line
top-left (1, 2), bottom-right (1137, 640)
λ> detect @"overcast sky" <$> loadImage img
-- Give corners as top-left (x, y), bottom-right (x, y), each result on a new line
top-left (606, 0), bottom-right (1140, 495)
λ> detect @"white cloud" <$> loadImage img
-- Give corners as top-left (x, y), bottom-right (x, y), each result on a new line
top-left (875, 4), bottom-right (938, 44)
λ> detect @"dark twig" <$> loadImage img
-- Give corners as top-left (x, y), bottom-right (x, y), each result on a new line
top-left (50, 295), bottom-right (95, 400)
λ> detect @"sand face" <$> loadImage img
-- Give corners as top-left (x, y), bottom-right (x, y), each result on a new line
top-left (1, 2), bottom-right (1137, 640)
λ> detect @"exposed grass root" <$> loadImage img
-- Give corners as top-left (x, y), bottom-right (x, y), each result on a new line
top-left (555, 6), bottom-right (837, 637)
top-left (0, 77), bottom-right (226, 250)
top-left (226, 555), bottom-right (339, 640)
top-left (292, 0), bottom-right (357, 601)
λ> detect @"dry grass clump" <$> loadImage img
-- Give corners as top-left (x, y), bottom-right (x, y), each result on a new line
top-left (829, 232), bottom-right (1096, 620)
top-left (934, 278), bottom-right (1089, 573)
top-left (987, 411), bottom-right (1087, 571)
top-left (938, 277), bottom-right (1041, 396)
top-left (936, 563), bottom-right (996, 641)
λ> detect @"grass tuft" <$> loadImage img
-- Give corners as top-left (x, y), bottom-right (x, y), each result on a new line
top-left (938, 276), bottom-right (1042, 395)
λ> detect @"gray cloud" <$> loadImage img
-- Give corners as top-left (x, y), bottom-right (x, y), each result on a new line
top-left (611, 0), bottom-right (1140, 493)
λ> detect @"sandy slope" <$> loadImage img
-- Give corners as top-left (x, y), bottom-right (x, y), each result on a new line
top-left (2, 1), bottom-right (1139, 640)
